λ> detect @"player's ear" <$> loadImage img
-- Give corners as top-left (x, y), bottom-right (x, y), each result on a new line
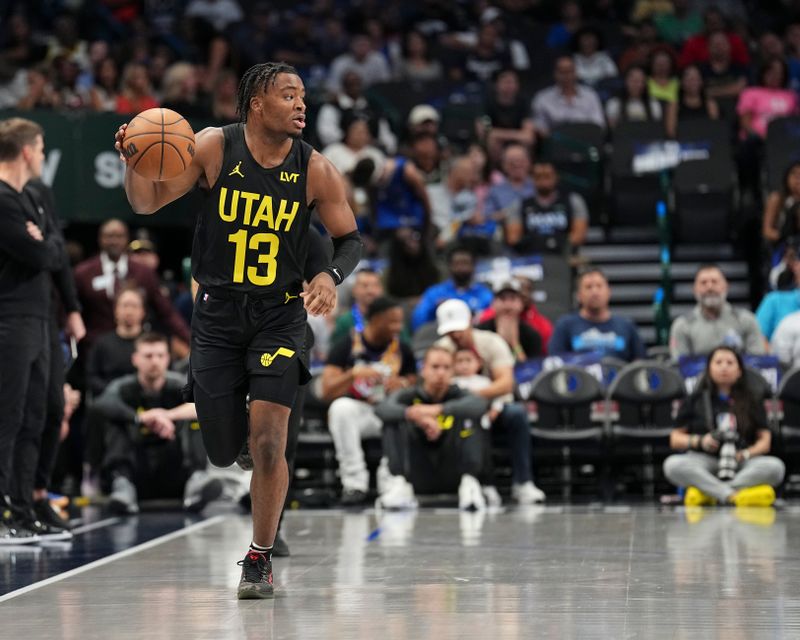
top-left (249, 95), bottom-right (262, 114)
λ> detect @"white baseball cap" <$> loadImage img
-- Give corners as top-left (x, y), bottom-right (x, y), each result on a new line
top-left (436, 298), bottom-right (473, 335)
top-left (408, 104), bottom-right (440, 126)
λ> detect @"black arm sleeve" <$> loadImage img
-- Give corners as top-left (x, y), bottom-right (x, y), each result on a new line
top-left (325, 230), bottom-right (363, 285)
top-left (304, 225), bottom-right (333, 282)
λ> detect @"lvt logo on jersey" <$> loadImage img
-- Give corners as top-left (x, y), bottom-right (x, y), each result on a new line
top-left (280, 171), bottom-right (299, 183)
top-left (229, 161), bottom-right (245, 178)
top-left (260, 347), bottom-right (295, 368)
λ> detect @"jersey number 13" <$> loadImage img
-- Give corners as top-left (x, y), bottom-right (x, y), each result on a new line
top-left (227, 229), bottom-right (280, 286)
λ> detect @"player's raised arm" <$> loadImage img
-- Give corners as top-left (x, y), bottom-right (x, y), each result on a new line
top-left (114, 125), bottom-right (223, 215)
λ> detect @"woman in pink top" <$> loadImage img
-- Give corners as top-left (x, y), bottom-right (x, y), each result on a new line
top-left (737, 56), bottom-right (798, 140)
top-left (736, 56), bottom-right (798, 205)
top-left (115, 62), bottom-right (159, 115)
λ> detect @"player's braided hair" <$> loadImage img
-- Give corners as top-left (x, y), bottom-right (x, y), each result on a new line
top-left (236, 62), bottom-right (299, 123)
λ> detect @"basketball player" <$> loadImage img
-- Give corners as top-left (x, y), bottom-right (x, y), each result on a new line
top-left (114, 62), bottom-right (362, 599)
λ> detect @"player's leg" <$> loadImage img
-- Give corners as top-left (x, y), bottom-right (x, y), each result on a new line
top-left (236, 364), bottom-right (300, 600)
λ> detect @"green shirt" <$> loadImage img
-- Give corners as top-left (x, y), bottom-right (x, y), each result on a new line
top-left (648, 77), bottom-right (679, 103)
top-left (654, 13), bottom-right (703, 46)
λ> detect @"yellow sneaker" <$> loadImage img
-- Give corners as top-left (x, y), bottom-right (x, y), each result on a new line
top-left (732, 485), bottom-right (776, 508)
top-left (684, 486), bottom-right (716, 507)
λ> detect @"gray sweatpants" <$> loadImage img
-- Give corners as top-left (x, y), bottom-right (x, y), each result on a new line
top-left (663, 451), bottom-right (785, 502)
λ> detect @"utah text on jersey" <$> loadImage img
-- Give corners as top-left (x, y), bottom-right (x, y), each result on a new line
top-left (218, 187), bottom-right (300, 232)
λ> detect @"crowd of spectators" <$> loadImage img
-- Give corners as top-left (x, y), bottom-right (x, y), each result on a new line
top-left (7, 0), bottom-right (800, 523)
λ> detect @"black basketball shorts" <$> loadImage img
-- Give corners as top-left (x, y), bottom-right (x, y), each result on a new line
top-left (189, 286), bottom-right (312, 408)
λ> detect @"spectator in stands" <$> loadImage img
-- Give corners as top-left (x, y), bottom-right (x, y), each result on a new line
top-left (228, 2), bottom-right (275, 71)
top-left (73, 219), bottom-right (190, 351)
top-left (546, 0), bottom-right (583, 50)
top-left (756, 259), bottom-right (800, 340)
top-left (455, 21), bottom-right (512, 84)
top-left (663, 346), bottom-right (784, 507)
top-left (699, 30), bottom-right (748, 102)
top-left (679, 7), bottom-right (750, 68)
top-left (210, 68), bottom-right (238, 123)
top-left (331, 268), bottom-right (384, 345)
top-left (53, 55), bottom-right (89, 109)
top-left (368, 151), bottom-right (432, 243)
top-left (572, 26), bottom-right (618, 87)
top-left (605, 65), bottom-right (664, 129)
top-left (406, 104), bottom-right (443, 146)
top-left (769, 309), bottom-right (800, 367)
top-left (647, 48), bottom-right (679, 104)
top-left (89, 57), bottom-right (119, 112)
top-left (394, 30), bottom-right (443, 83)
top-left (477, 69), bottom-right (535, 165)
top-left (115, 62), bottom-right (158, 114)
top-left (385, 227), bottom-right (441, 302)
top-left (322, 114), bottom-right (386, 180)
top-left (669, 264), bottom-right (766, 358)
top-left (504, 160), bottom-right (589, 255)
top-left (447, 154), bottom-right (494, 255)
top-left (321, 297), bottom-right (417, 506)
top-left (477, 280), bottom-right (543, 362)
top-left (160, 62), bottom-right (208, 119)
top-left (184, 0), bottom-right (244, 34)
top-left (762, 162), bottom-right (800, 285)
top-left (87, 287), bottom-right (144, 398)
top-left (411, 245), bottom-right (493, 332)
top-left (17, 64), bottom-right (59, 110)
top-left (375, 346), bottom-right (489, 510)
top-left (549, 268), bottom-right (645, 361)
top-left (654, 0), bottom-right (703, 46)
top-left (316, 70), bottom-right (396, 154)
top-left (737, 57), bottom-right (798, 142)
top-left (665, 64), bottom-right (720, 138)
top-left (326, 34), bottom-right (391, 94)
top-left (0, 13), bottom-right (46, 69)
top-left (435, 299), bottom-right (545, 504)
top-left (532, 56), bottom-right (606, 136)
top-left (479, 275), bottom-right (553, 353)
top-left (619, 20), bottom-right (668, 73)
top-left (785, 22), bottom-right (800, 92)
top-left (630, 0), bottom-right (675, 23)
top-left (484, 144), bottom-right (535, 233)
top-left (94, 332), bottom-right (220, 514)
top-left (408, 133), bottom-right (449, 238)
top-left (737, 56), bottom-right (799, 205)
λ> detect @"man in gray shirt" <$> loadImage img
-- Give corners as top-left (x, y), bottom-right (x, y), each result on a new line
top-left (670, 264), bottom-right (766, 358)
top-left (531, 56), bottom-right (606, 135)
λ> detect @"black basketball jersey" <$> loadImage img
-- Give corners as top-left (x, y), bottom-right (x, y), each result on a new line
top-left (192, 123), bottom-right (314, 294)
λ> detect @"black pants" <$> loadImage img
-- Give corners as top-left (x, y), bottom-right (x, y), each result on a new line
top-left (35, 318), bottom-right (65, 491)
top-left (102, 419), bottom-right (207, 499)
top-left (384, 421), bottom-right (485, 494)
top-left (0, 316), bottom-right (50, 507)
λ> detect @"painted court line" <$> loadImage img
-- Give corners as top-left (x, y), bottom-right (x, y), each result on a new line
top-left (0, 514), bottom-right (227, 603)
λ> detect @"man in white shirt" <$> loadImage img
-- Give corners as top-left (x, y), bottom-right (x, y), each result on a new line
top-left (326, 35), bottom-right (391, 94)
top-left (532, 56), bottom-right (606, 135)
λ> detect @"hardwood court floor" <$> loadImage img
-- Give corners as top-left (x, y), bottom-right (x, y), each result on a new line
top-left (2, 505), bottom-right (799, 639)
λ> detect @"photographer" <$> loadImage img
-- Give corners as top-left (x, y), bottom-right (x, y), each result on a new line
top-left (663, 346), bottom-right (784, 507)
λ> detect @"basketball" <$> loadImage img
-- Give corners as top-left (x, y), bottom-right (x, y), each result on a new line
top-left (122, 108), bottom-right (195, 181)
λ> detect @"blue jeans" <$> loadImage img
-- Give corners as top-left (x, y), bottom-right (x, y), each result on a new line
top-left (495, 403), bottom-right (533, 485)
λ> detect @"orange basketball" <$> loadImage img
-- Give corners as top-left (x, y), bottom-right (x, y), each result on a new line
top-left (123, 108), bottom-right (195, 181)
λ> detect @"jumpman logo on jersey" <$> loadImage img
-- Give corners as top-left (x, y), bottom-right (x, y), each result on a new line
top-left (228, 161), bottom-right (245, 178)
top-left (260, 347), bottom-right (295, 368)
top-left (284, 292), bottom-right (298, 304)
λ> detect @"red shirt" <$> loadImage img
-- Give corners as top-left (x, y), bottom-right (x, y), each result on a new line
top-left (116, 94), bottom-right (159, 115)
top-left (478, 305), bottom-right (554, 354)
top-left (679, 33), bottom-right (750, 68)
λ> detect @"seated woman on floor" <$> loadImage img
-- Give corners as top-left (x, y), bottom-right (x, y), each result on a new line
top-left (663, 346), bottom-right (785, 507)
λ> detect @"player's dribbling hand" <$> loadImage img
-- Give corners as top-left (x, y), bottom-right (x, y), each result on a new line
top-left (301, 271), bottom-right (337, 316)
top-left (114, 123), bottom-right (128, 163)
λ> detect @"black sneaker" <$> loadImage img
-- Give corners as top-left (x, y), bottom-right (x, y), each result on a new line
top-left (237, 551), bottom-right (274, 599)
top-left (272, 532), bottom-right (290, 557)
top-left (19, 509), bottom-right (72, 542)
top-left (236, 440), bottom-right (253, 471)
top-left (340, 488), bottom-right (368, 506)
top-left (0, 518), bottom-right (40, 545)
top-left (33, 498), bottom-right (72, 531)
